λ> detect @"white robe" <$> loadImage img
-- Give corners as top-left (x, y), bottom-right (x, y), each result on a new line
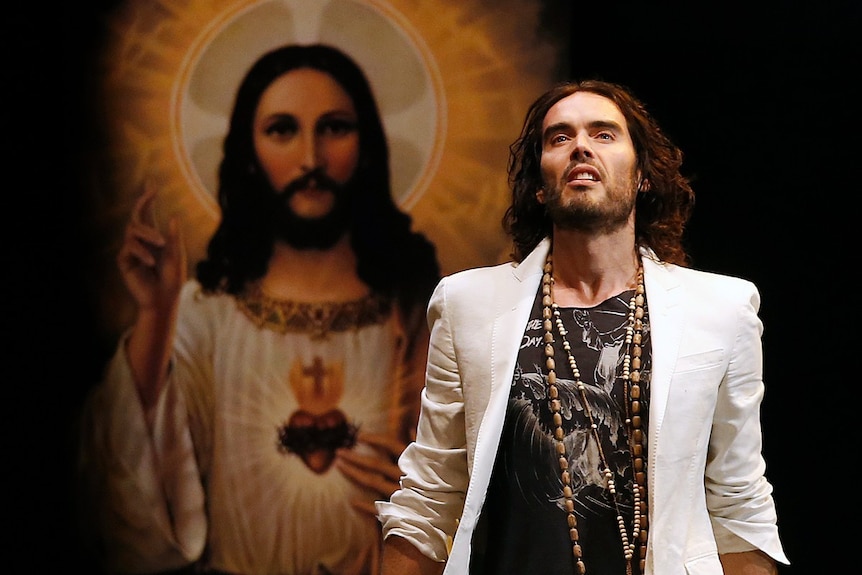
top-left (79, 280), bottom-right (425, 575)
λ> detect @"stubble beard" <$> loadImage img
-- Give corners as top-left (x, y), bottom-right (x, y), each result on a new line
top-left (544, 175), bottom-right (637, 235)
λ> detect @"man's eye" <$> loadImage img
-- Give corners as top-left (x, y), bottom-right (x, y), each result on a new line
top-left (319, 118), bottom-right (358, 136)
top-left (265, 117), bottom-right (298, 137)
top-left (595, 132), bottom-right (614, 141)
top-left (551, 134), bottom-right (569, 144)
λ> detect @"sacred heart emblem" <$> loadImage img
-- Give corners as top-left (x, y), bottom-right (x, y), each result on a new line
top-left (278, 408), bottom-right (358, 473)
top-left (279, 356), bottom-right (357, 473)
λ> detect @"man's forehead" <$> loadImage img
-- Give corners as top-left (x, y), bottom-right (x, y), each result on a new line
top-left (544, 91), bottom-right (626, 126)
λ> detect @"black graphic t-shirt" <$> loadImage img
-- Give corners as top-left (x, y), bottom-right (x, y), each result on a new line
top-left (470, 283), bottom-right (651, 575)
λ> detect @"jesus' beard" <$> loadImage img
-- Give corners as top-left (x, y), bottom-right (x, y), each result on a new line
top-left (271, 169), bottom-right (353, 250)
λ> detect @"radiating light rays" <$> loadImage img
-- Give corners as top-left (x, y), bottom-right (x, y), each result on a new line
top-left (94, 0), bottom-right (564, 336)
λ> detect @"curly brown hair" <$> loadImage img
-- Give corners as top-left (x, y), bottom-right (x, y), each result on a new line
top-left (503, 79), bottom-right (694, 266)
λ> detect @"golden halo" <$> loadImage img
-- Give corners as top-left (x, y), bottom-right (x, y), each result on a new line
top-left (96, 0), bottom-right (565, 336)
top-left (172, 0), bottom-right (445, 215)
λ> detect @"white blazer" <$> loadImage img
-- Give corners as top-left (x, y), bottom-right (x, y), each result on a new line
top-left (378, 238), bottom-right (789, 574)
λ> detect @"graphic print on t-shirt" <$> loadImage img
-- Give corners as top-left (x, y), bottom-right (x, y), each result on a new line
top-left (473, 285), bottom-right (651, 575)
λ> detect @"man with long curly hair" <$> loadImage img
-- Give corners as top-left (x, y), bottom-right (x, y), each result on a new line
top-left (378, 80), bottom-right (788, 575)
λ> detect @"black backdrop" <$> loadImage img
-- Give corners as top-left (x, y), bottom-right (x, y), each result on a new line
top-left (6, 1), bottom-right (858, 572)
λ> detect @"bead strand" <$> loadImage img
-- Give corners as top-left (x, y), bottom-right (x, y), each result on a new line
top-left (543, 252), bottom-right (649, 574)
top-left (542, 260), bottom-right (587, 574)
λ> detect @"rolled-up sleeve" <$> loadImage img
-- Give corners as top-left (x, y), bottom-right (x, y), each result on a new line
top-left (706, 283), bottom-right (789, 565)
top-left (377, 277), bottom-right (469, 562)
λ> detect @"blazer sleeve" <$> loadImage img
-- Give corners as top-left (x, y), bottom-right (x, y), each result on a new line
top-left (705, 280), bottom-right (789, 565)
top-left (377, 275), bottom-right (469, 562)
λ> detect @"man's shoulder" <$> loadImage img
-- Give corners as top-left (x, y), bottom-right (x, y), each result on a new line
top-left (646, 258), bottom-right (760, 304)
top-left (440, 259), bottom-right (519, 289)
top-left (669, 262), bottom-right (756, 289)
top-left (427, 259), bottom-right (521, 310)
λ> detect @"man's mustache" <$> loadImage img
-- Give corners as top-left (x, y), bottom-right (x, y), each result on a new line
top-left (276, 168), bottom-right (343, 199)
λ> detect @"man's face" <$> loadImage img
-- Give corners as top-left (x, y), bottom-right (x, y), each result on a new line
top-left (537, 91), bottom-right (640, 233)
top-left (253, 67), bottom-right (360, 222)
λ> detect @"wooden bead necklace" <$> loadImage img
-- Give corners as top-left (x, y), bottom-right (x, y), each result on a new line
top-left (541, 253), bottom-right (649, 575)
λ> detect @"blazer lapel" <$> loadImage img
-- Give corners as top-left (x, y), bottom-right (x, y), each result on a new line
top-left (448, 240), bottom-right (550, 570)
top-left (640, 250), bottom-right (684, 454)
top-left (461, 239), bottom-right (549, 510)
top-left (490, 238), bottom-right (550, 399)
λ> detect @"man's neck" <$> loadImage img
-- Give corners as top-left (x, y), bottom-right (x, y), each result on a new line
top-left (549, 226), bottom-right (640, 308)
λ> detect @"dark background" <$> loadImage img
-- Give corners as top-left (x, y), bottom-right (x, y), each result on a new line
top-left (6, 1), bottom-right (858, 572)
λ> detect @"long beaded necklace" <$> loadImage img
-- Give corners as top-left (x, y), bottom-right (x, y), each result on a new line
top-left (541, 252), bottom-right (649, 575)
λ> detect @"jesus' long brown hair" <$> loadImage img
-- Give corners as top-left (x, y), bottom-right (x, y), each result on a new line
top-left (196, 44), bottom-right (440, 318)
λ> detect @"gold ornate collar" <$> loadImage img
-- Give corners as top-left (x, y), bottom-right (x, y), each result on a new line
top-left (236, 283), bottom-right (392, 340)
